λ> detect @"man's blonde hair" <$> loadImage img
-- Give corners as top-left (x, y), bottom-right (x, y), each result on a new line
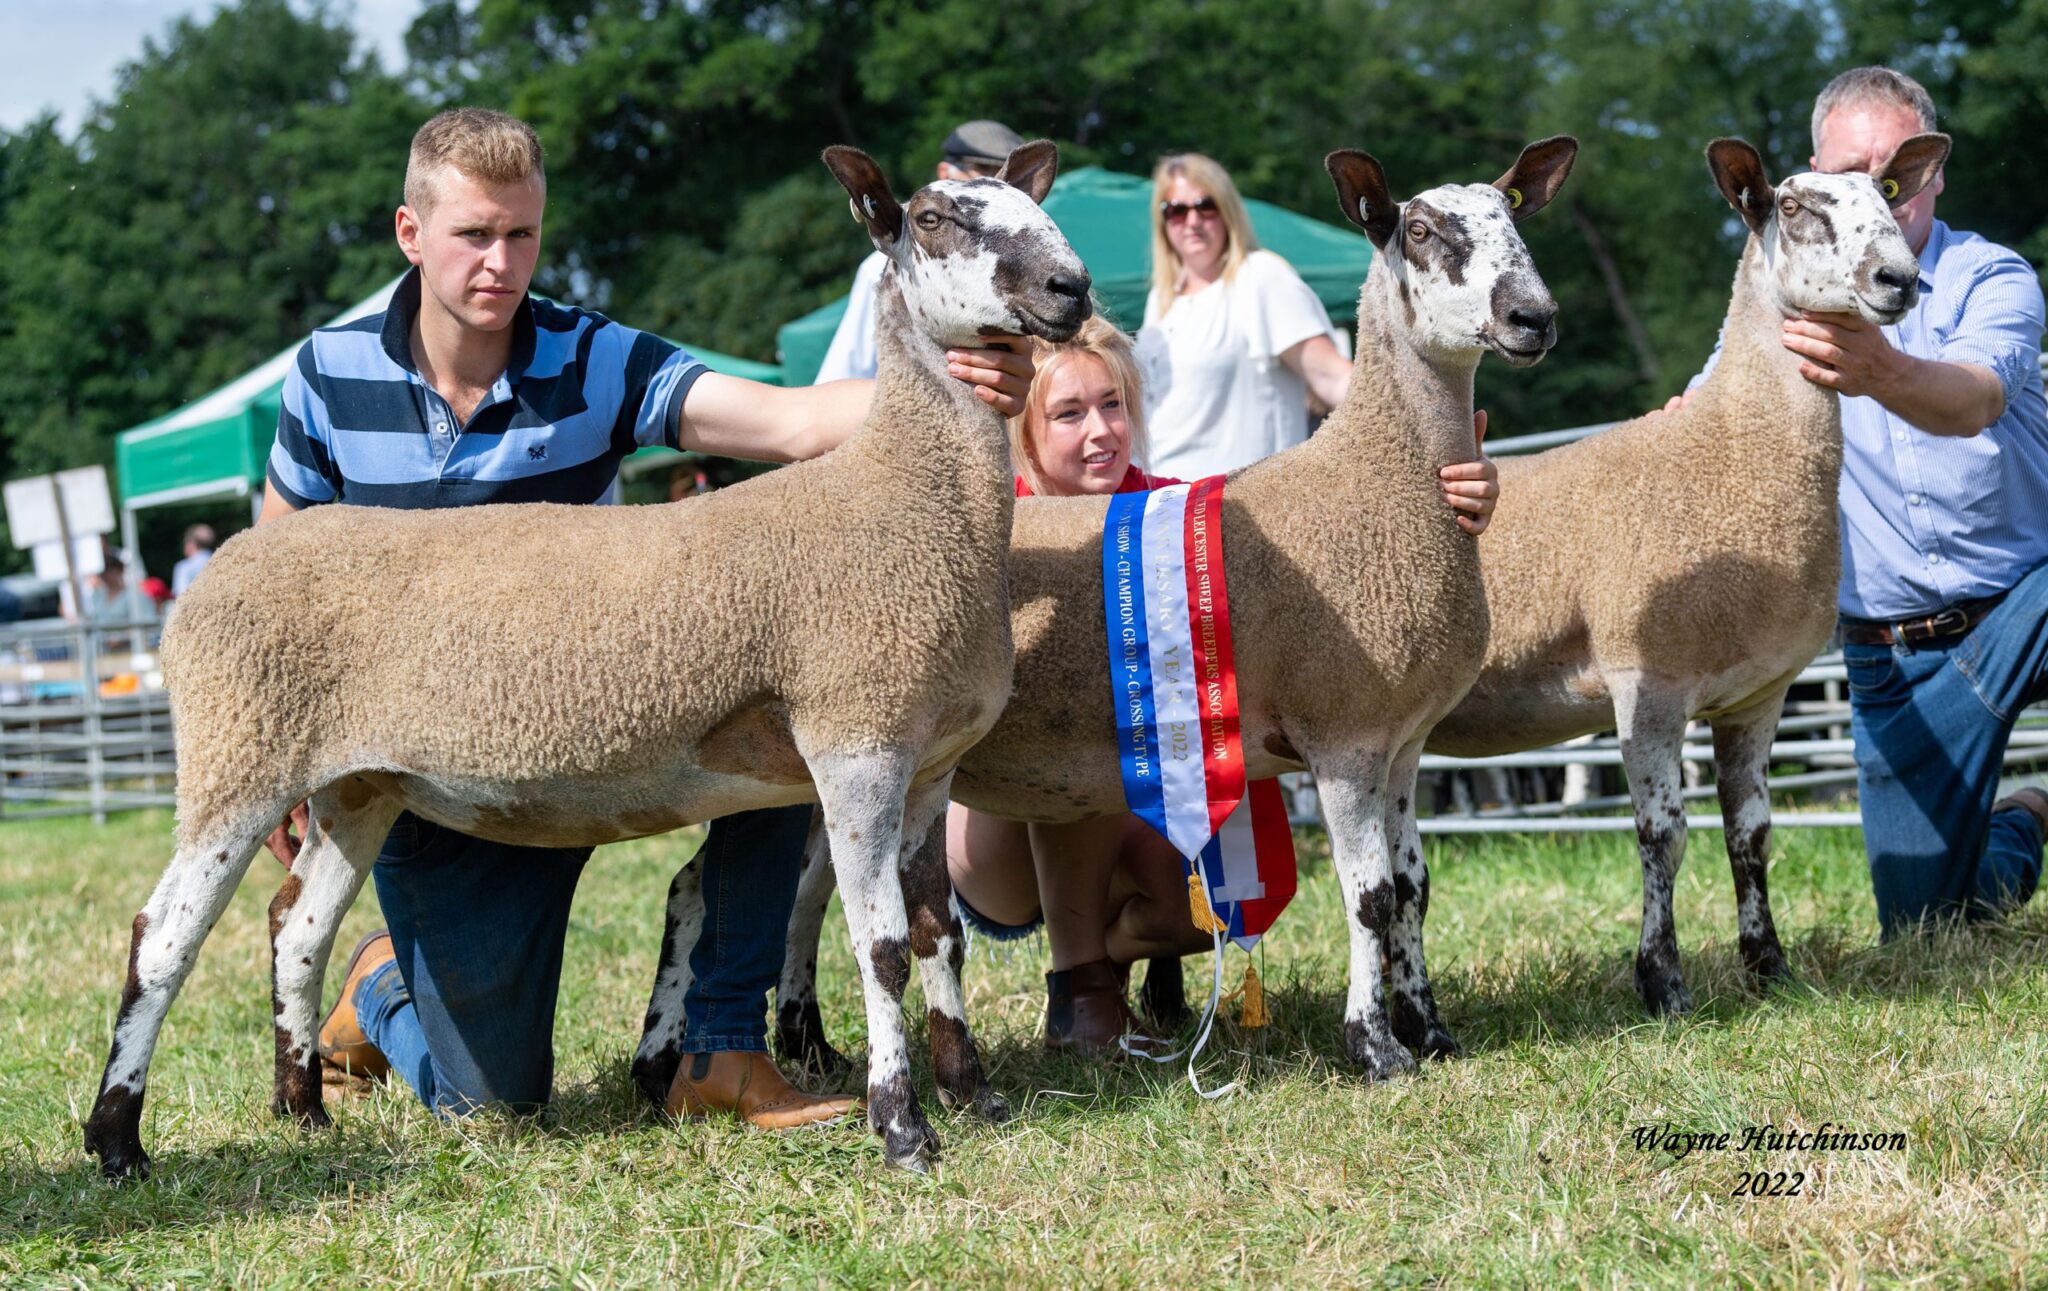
top-left (1149, 152), bottom-right (1260, 318)
top-left (1009, 316), bottom-right (1153, 496)
top-left (404, 108), bottom-right (546, 215)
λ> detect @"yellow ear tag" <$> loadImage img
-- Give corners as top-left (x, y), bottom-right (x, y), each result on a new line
top-left (1881, 178), bottom-right (1901, 201)
top-left (1506, 187), bottom-right (1524, 210)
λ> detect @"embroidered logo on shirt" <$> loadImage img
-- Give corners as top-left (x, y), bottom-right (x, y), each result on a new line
top-left (527, 445), bottom-right (547, 460)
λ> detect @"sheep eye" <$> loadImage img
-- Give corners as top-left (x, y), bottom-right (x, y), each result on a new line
top-left (1778, 196), bottom-right (1799, 216)
top-left (1407, 220), bottom-right (1429, 241)
top-left (916, 210), bottom-right (943, 229)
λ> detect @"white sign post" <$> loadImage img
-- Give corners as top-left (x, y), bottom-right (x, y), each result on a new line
top-left (5, 466), bottom-right (117, 619)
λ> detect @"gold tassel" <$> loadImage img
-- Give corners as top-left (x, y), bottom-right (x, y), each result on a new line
top-left (1187, 873), bottom-right (1228, 934)
top-left (1238, 960), bottom-right (1268, 1029)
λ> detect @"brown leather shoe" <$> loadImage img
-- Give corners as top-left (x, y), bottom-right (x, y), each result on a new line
top-left (1994, 786), bottom-right (2048, 837)
top-left (666, 1051), bottom-right (857, 1130)
top-left (317, 930), bottom-right (395, 1080)
top-left (1045, 959), bottom-right (1171, 1058)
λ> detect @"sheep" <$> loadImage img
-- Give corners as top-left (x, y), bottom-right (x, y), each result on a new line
top-left (631, 139), bottom-right (1581, 1092)
top-left (1422, 134), bottom-right (1952, 1016)
top-left (80, 140), bottom-right (1090, 1179)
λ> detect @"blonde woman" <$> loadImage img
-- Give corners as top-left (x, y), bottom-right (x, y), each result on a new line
top-left (1135, 153), bottom-right (1355, 479)
top-left (948, 319), bottom-right (1500, 1056)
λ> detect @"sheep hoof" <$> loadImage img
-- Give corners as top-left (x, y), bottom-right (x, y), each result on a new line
top-left (1342, 1020), bottom-right (1418, 1081)
top-left (83, 1087), bottom-right (151, 1181)
top-left (631, 1047), bottom-right (683, 1109)
top-left (1418, 1026), bottom-right (1465, 1061)
top-left (776, 1001), bottom-right (855, 1086)
top-left (882, 1120), bottom-right (942, 1173)
top-left (1635, 960), bottom-right (1694, 1016)
top-left (1743, 941), bottom-right (1794, 988)
top-left (936, 1084), bottom-right (1009, 1125)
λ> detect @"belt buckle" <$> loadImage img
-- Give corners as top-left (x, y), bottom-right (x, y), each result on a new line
top-left (1928, 606), bottom-right (1969, 636)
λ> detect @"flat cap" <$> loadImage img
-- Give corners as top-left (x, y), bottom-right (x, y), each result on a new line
top-left (941, 119), bottom-right (1026, 168)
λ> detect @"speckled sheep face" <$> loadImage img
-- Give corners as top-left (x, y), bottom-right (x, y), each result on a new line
top-left (823, 141), bottom-right (1091, 349)
top-left (1707, 133), bottom-right (1950, 326)
top-left (1389, 183), bottom-right (1559, 367)
top-left (1755, 173), bottom-right (1921, 324)
top-left (1326, 138), bottom-right (1576, 369)
top-left (890, 179), bottom-right (1091, 345)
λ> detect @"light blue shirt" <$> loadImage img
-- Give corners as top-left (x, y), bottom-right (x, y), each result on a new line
top-left (1693, 218), bottom-right (2048, 619)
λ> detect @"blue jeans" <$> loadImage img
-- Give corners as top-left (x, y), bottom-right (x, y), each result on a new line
top-left (1843, 560), bottom-right (2048, 938)
top-left (356, 805), bottom-right (810, 1115)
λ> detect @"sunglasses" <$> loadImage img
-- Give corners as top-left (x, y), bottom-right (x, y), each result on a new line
top-left (1159, 196), bottom-right (1221, 225)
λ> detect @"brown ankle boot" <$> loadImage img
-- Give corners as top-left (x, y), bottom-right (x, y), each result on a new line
top-left (317, 931), bottom-right (395, 1080)
top-left (666, 1051), bottom-right (857, 1131)
top-left (1045, 959), bottom-right (1169, 1058)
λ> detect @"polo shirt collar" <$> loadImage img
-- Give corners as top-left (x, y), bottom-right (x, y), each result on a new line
top-left (378, 266), bottom-right (539, 382)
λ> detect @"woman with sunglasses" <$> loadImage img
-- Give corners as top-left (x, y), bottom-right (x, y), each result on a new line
top-left (946, 318), bottom-right (1499, 1058)
top-left (1136, 153), bottom-right (1356, 480)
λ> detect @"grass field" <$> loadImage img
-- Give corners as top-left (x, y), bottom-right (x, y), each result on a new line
top-left (2, 809), bottom-right (2044, 1287)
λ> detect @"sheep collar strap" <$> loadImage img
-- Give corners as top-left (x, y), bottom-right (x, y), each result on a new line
top-left (1100, 477), bottom-right (1296, 951)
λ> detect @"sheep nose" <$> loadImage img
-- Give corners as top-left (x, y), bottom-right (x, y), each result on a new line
top-left (1508, 303), bottom-right (1556, 336)
top-left (1046, 270), bottom-right (1090, 301)
top-left (1874, 264), bottom-right (1914, 293)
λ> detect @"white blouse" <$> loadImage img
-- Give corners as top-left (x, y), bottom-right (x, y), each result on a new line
top-left (1135, 249), bottom-right (1341, 479)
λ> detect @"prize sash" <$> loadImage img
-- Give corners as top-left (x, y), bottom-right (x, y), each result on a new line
top-left (1103, 477), bottom-right (1295, 950)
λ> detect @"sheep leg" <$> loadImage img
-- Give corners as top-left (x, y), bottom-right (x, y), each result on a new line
top-left (1614, 681), bottom-right (1695, 1016)
top-left (899, 776), bottom-right (1004, 1123)
top-left (268, 788), bottom-right (400, 1126)
top-left (630, 853), bottom-right (704, 1107)
top-left (83, 809), bottom-right (279, 1179)
top-left (1711, 703), bottom-right (1794, 987)
top-left (1313, 748), bottom-right (1417, 1080)
top-left (1382, 739), bottom-right (1461, 1059)
top-left (811, 749), bottom-right (938, 1171)
top-left (773, 809), bottom-right (855, 1083)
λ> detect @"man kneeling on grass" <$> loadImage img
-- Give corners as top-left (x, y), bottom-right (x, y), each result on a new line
top-left (259, 107), bottom-right (1033, 1129)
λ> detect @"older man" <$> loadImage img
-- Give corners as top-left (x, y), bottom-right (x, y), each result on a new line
top-left (1671, 67), bottom-right (2048, 935)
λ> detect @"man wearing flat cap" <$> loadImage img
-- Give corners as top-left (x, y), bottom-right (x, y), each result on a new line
top-left (814, 119), bottom-right (1028, 383)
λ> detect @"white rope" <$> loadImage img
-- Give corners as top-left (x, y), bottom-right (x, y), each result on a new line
top-left (1115, 929), bottom-right (1240, 1100)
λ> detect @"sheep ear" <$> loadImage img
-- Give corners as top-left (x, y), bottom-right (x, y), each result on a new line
top-left (996, 140), bottom-right (1060, 206)
top-left (1493, 135), bottom-right (1577, 220)
top-left (1326, 149), bottom-right (1398, 250)
top-left (1877, 132), bottom-right (1950, 207)
top-left (822, 145), bottom-right (904, 246)
top-left (1707, 138), bottom-right (1775, 235)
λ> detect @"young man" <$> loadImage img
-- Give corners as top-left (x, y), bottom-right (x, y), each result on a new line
top-left (261, 108), bottom-right (1033, 1127)
top-left (813, 118), bottom-right (1026, 383)
top-left (1667, 68), bottom-right (2048, 935)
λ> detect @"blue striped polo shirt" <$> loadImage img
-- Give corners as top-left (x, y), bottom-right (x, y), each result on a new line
top-left (266, 268), bottom-right (707, 510)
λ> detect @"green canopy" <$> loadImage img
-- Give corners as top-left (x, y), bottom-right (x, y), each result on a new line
top-left (776, 165), bottom-right (1374, 387)
top-left (114, 277), bottom-right (785, 509)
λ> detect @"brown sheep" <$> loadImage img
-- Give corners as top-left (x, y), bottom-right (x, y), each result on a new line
top-left (83, 141), bottom-right (1088, 1179)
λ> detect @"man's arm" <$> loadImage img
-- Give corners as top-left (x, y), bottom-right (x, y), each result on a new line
top-left (1780, 312), bottom-right (2005, 436)
top-left (678, 343), bottom-right (1035, 462)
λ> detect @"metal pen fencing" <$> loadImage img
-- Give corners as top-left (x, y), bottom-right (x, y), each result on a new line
top-left (0, 618), bottom-right (174, 822)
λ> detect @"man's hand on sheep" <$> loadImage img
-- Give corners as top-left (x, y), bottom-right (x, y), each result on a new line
top-left (1439, 409), bottom-right (1500, 536)
top-left (1784, 311), bottom-right (2006, 436)
top-left (265, 802), bottom-right (310, 869)
top-left (1781, 311), bottom-right (1904, 398)
top-left (947, 338), bottom-right (1037, 415)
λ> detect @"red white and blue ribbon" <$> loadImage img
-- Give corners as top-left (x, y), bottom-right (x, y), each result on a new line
top-left (1103, 477), bottom-right (1295, 952)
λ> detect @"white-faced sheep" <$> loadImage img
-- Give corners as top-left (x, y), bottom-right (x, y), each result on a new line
top-left (82, 141), bottom-right (1089, 1179)
top-left (633, 139), bottom-right (1581, 1091)
top-left (1424, 134), bottom-right (1952, 1016)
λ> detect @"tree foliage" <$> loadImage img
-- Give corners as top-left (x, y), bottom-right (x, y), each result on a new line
top-left (0, 0), bottom-right (2041, 572)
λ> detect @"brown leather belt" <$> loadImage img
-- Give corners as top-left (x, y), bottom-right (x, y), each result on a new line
top-left (1840, 593), bottom-right (2006, 647)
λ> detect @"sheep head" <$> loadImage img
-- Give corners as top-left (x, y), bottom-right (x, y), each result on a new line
top-left (1707, 133), bottom-right (1949, 325)
top-left (823, 142), bottom-right (1092, 347)
top-left (1326, 137), bottom-right (1576, 368)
